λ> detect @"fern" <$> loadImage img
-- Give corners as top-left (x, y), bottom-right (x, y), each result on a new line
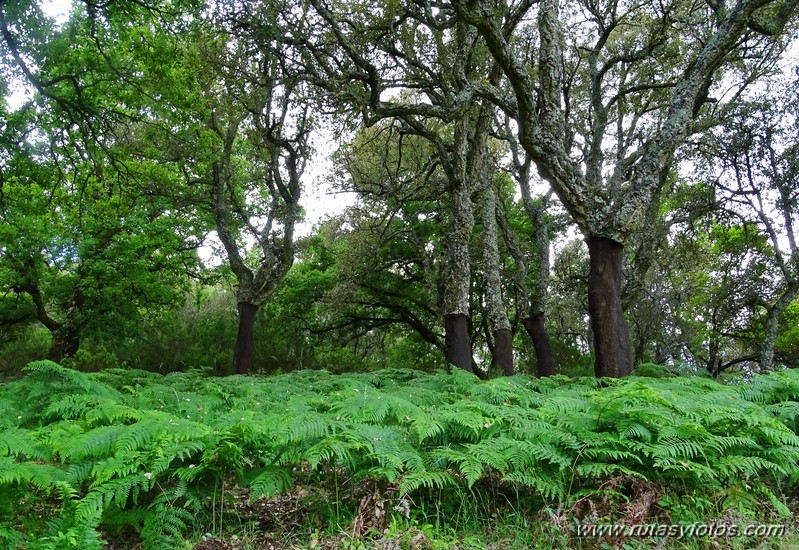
top-left (399, 470), bottom-right (456, 492)
top-left (246, 466), bottom-right (294, 500)
top-left (431, 448), bottom-right (486, 488)
top-left (141, 487), bottom-right (197, 550)
top-left (574, 461), bottom-right (645, 480)
top-left (0, 427), bottom-right (50, 461)
top-left (0, 456), bottom-right (66, 489)
top-left (3, 362), bottom-right (799, 546)
top-left (41, 507), bottom-right (105, 550)
top-left (75, 474), bottom-right (151, 524)
top-left (0, 526), bottom-right (23, 550)
top-left (410, 414), bottom-right (445, 444)
top-left (58, 425), bottom-right (129, 461)
top-left (502, 469), bottom-right (566, 500)
top-left (303, 433), bottom-right (366, 469)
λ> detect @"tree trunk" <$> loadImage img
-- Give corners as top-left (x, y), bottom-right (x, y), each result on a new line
top-left (479, 173), bottom-right (514, 375)
top-left (47, 326), bottom-right (80, 363)
top-left (528, 196), bottom-right (555, 378)
top-left (522, 314), bottom-right (555, 377)
top-left (233, 302), bottom-right (258, 375)
top-left (706, 338), bottom-right (720, 378)
top-left (442, 118), bottom-right (476, 373)
top-left (586, 236), bottom-right (633, 378)
top-left (493, 328), bottom-right (514, 376)
top-left (761, 287), bottom-right (799, 372)
top-left (495, 186), bottom-right (556, 378)
top-left (445, 314), bottom-right (473, 372)
top-left (761, 311), bottom-right (778, 373)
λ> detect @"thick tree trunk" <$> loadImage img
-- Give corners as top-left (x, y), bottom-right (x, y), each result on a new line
top-left (586, 236), bottom-right (633, 378)
top-left (233, 302), bottom-right (258, 375)
top-left (706, 339), bottom-right (721, 378)
top-left (761, 312), bottom-right (778, 373)
top-left (528, 196), bottom-right (555, 378)
top-left (479, 175), bottom-right (514, 375)
top-left (445, 314), bottom-right (473, 373)
top-left (47, 326), bottom-right (80, 362)
top-left (522, 314), bottom-right (555, 377)
top-left (442, 118), bottom-right (476, 373)
top-left (493, 328), bottom-right (514, 376)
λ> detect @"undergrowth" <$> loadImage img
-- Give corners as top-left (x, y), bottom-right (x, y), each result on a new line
top-left (1, 361), bottom-right (798, 548)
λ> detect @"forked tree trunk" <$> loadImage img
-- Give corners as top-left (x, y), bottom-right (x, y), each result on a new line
top-left (495, 184), bottom-right (556, 377)
top-left (522, 314), bottom-right (555, 377)
top-left (445, 314), bottom-right (473, 373)
top-left (586, 236), bottom-right (633, 378)
top-left (233, 302), bottom-right (258, 375)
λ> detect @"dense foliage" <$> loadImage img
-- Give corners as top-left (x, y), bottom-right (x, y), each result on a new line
top-left (1, 361), bottom-right (798, 547)
top-left (1, 0), bottom-right (797, 378)
top-left (1, 1), bottom-right (798, 546)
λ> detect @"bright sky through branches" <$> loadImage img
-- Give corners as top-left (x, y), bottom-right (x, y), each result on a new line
top-left (9, 0), bottom-right (354, 267)
top-left (41, 0), bottom-right (71, 21)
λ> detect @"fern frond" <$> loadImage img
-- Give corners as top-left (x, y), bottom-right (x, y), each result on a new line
top-left (652, 437), bottom-right (705, 460)
top-left (431, 448), bottom-right (484, 488)
top-left (0, 526), bottom-right (24, 550)
top-left (84, 402), bottom-right (144, 426)
top-left (399, 470), bottom-right (456, 492)
top-left (141, 499), bottom-right (194, 550)
top-left (75, 474), bottom-right (150, 524)
top-left (246, 466), bottom-right (293, 500)
top-left (147, 440), bottom-right (205, 478)
top-left (574, 462), bottom-right (646, 480)
top-left (715, 455), bottom-right (788, 478)
top-left (0, 427), bottom-right (50, 461)
top-left (303, 433), bottom-right (366, 469)
top-left (276, 412), bottom-right (342, 445)
top-left (410, 415), bottom-right (445, 444)
top-left (58, 425), bottom-right (128, 461)
top-left (652, 457), bottom-right (716, 479)
top-left (502, 469), bottom-right (565, 500)
top-left (0, 456), bottom-right (66, 489)
top-left (23, 360), bottom-right (92, 391)
top-left (43, 394), bottom-right (104, 422)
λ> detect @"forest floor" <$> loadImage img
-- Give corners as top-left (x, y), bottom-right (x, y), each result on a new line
top-left (181, 481), bottom-right (799, 550)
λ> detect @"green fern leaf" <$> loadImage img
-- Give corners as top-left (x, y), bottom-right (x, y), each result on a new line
top-left (399, 470), bottom-right (456, 492)
top-left (246, 466), bottom-right (293, 500)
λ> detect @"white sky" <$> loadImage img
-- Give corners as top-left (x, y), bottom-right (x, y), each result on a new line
top-left (41, 0), bottom-right (71, 22)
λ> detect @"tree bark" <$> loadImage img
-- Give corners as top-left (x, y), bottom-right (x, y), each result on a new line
top-left (47, 325), bottom-right (80, 362)
top-left (586, 236), bottom-right (633, 378)
top-left (445, 314), bottom-right (473, 372)
top-left (34, 281), bottom-right (83, 363)
top-left (522, 314), bottom-right (555, 377)
top-left (442, 118), bottom-right (476, 373)
top-left (233, 302), bottom-right (259, 375)
top-left (495, 169), bottom-right (556, 378)
top-left (761, 287), bottom-right (799, 372)
top-left (493, 328), bottom-right (514, 376)
top-left (479, 171), bottom-right (514, 375)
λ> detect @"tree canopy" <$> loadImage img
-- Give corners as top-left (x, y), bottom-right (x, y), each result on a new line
top-left (0, 0), bottom-right (797, 380)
